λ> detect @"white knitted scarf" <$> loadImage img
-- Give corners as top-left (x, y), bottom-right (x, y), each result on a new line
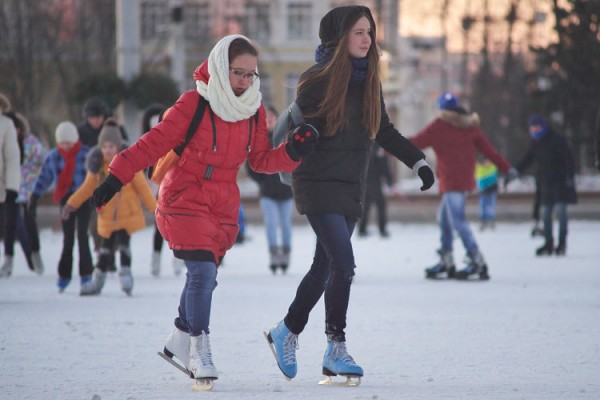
top-left (196, 34), bottom-right (262, 122)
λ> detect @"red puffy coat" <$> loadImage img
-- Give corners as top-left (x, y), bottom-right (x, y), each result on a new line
top-left (411, 110), bottom-right (511, 193)
top-left (109, 62), bottom-right (299, 264)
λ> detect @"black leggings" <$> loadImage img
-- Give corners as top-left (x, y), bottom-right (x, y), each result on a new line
top-left (59, 198), bottom-right (93, 279)
top-left (96, 229), bottom-right (131, 273)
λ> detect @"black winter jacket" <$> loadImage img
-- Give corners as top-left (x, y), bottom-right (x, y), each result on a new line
top-left (77, 121), bottom-right (129, 148)
top-left (516, 128), bottom-right (577, 205)
top-left (246, 131), bottom-right (293, 201)
top-left (292, 65), bottom-right (425, 218)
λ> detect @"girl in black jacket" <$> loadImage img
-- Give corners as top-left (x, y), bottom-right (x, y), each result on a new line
top-left (265, 5), bottom-right (434, 384)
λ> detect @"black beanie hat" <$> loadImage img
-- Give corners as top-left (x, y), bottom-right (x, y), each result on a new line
top-left (83, 97), bottom-right (109, 118)
top-left (319, 6), bottom-right (376, 49)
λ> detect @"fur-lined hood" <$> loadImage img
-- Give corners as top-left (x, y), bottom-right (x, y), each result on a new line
top-left (438, 109), bottom-right (480, 129)
top-left (85, 144), bottom-right (128, 174)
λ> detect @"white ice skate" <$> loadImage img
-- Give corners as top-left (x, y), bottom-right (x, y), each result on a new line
top-left (151, 251), bottom-right (161, 277)
top-left (31, 252), bottom-right (44, 275)
top-left (158, 327), bottom-right (192, 376)
top-left (0, 256), bottom-right (14, 278)
top-left (172, 257), bottom-right (185, 277)
top-left (119, 267), bottom-right (134, 296)
top-left (189, 332), bottom-right (218, 391)
top-left (80, 271), bottom-right (107, 296)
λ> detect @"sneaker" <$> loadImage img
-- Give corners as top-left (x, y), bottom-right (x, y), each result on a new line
top-left (265, 320), bottom-right (298, 379)
top-left (80, 275), bottom-right (92, 286)
top-left (322, 340), bottom-right (363, 377)
top-left (57, 278), bottom-right (71, 293)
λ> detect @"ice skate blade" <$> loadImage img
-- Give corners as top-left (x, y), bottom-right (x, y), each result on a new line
top-left (454, 274), bottom-right (490, 281)
top-left (318, 375), bottom-right (361, 387)
top-left (263, 331), bottom-right (292, 381)
top-left (192, 378), bottom-right (215, 391)
top-left (157, 351), bottom-right (193, 378)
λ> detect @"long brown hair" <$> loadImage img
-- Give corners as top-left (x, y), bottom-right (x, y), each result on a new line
top-left (298, 13), bottom-right (381, 139)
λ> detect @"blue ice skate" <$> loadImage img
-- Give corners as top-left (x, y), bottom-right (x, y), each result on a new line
top-left (264, 320), bottom-right (298, 380)
top-left (320, 340), bottom-right (363, 386)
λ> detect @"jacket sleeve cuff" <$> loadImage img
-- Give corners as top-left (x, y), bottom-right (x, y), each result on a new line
top-left (285, 142), bottom-right (301, 162)
top-left (412, 158), bottom-right (429, 173)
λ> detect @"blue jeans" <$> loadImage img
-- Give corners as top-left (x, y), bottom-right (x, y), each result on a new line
top-left (259, 197), bottom-right (293, 248)
top-left (175, 260), bottom-right (218, 336)
top-left (478, 191), bottom-right (497, 222)
top-left (438, 192), bottom-right (479, 255)
top-left (542, 202), bottom-right (567, 244)
top-left (284, 213), bottom-right (356, 342)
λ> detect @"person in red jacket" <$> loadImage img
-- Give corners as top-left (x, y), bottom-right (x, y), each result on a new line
top-left (89, 35), bottom-right (315, 389)
top-left (411, 93), bottom-right (516, 281)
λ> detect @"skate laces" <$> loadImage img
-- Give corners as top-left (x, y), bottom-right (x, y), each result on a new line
top-left (199, 334), bottom-right (214, 366)
top-left (282, 333), bottom-right (299, 366)
top-left (333, 342), bottom-right (357, 366)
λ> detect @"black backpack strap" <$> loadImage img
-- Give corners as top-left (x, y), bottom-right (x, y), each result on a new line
top-left (173, 96), bottom-right (207, 156)
top-left (246, 110), bottom-right (260, 152)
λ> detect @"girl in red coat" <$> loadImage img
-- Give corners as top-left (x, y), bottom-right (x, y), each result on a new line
top-left (90, 35), bottom-right (314, 388)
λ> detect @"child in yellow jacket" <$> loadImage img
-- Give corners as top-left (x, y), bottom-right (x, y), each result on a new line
top-left (62, 119), bottom-right (156, 296)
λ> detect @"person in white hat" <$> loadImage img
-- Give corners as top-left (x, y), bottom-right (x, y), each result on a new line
top-left (27, 121), bottom-right (93, 292)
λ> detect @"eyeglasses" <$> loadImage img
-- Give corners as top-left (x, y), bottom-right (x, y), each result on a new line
top-left (229, 67), bottom-right (260, 81)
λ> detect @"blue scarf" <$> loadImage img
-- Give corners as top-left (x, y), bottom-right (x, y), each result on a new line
top-left (315, 44), bottom-right (368, 84)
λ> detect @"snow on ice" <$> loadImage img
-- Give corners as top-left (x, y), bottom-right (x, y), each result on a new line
top-left (1, 220), bottom-right (599, 399)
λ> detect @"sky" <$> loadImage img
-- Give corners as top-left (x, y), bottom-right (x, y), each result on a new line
top-left (1, 219), bottom-right (599, 400)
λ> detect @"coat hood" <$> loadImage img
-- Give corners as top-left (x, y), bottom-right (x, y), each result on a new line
top-left (439, 109), bottom-right (480, 129)
top-left (86, 144), bottom-right (128, 173)
top-left (193, 60), bottom-right (209, 85)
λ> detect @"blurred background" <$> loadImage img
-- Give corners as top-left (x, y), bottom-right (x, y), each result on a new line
top-left (1, 0), bottom-right (599, 183)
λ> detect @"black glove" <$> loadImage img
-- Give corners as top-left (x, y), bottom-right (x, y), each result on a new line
top-left (27, 194), bottom-right (39, 219)
top-left (503, 167), bottom-right (519, 189)
top-left (92, 173), bottom-right (123, 209)
top-left (285, 124), bottom-right (319, 161)
top-left (417, 165), bottom-right (435, 191)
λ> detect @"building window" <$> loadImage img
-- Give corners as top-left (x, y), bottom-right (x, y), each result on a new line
top-left (287, 3), bottom-right (312, 40)
top-left (140, 1), bottom-right (168, 40)
top-left (259, 74), bottom-right (272, 106)
top-left (185, 3), bottom-right (211, 41)
top-left (244, 2), bottom-right (270, 42)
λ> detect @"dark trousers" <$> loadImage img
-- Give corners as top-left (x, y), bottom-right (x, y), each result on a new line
top-left (284, 213), bottom-right (356, 342)
top-left (88, 201), bottom-right (101, 252)
top-left (359, 184), bottom-right (387, 234)
top-left (153, 220), bottom-right (163, 252)
top-left (21, 204), bottom-right (41, 252)
top-left (96, 229), bottom-right (131, 273)
top-left (59, 199), bottom-right (93, 279)
top-left (1, 196), bottom-right (18, 256)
